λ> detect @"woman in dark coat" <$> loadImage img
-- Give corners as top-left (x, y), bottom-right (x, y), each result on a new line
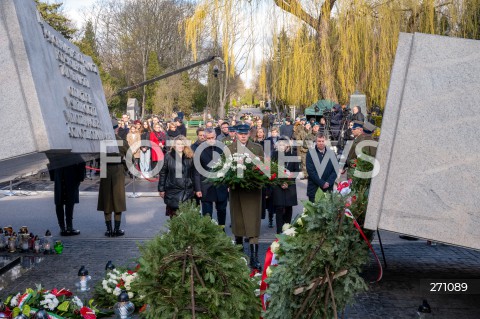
top-left (158, 136), bottom-right (198, 218)
top-left (271, 137), bottom-right (299, 234)
top-left (253, 128), bottom-right (273, 226)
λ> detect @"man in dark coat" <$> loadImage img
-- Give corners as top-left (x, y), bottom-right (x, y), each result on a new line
top-left (97, 119), bottom-right (128, 237)
top-left (194, 128), bottom-right (229, 226)
top-left (49, 160), bottom-right (85, 236)
top-left (228, 124), bottom-right (264, 270)
top-left (306, 133), bottom-right (338, 202)
top-left (330, 104), bottom-right (343, 140)
top-left (280, 118), bottom-right (294, 139)
top-left (191, 127), bottom-right (206, 152)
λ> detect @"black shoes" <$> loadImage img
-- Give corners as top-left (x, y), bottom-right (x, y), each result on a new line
top-left (60, 228), bottom-right (80, 236)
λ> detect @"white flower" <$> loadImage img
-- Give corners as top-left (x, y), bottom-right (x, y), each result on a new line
top-left (102, 280), bottom-right (108, 286)
top-left (283, 227), bottom-right (297, 237)
top-left (254, 157), bottom-right (260, 161)
top-left (211, 219), bottom-right (218, 225)
top-left (241, 257), bottom-right (248, 265)
top-left (340, 187), bottom-right (351, 196)
top-left (47, 302), bottom-right (56, 311)
top-left (128, 292), bottom-right (134, 299)
top-left (302, 207), bottom-right (307, 213)
top-left (266, 266), bottom-right (273, 277)
top-left (245, 157), bottom-right (252, 163)
top-left (270, 241), bottom-right (280, 254)
top-left (217, 172), bottom-right (225, 178)
top-left (113, 287), bottom-right (122, 296)
top-left (72, 296), bottom-right (83, 308)
top-left (296, 217), bottom-right (304, 227)
top-left (106, 288), bottom-right (112, 294)
top-left (254, 289), bottom-right (260, 297)
top-left (125, 283), bottom-right (131, 290)
top-left (10, 293), bottom-right (20, 307)
top-left (282, 223), bottom-right (291, 232)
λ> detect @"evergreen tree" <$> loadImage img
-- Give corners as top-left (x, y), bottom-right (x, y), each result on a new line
top-left (35, 0), bottom-right (76, 39)
top-left (145, 51), bottom-right (162, 113)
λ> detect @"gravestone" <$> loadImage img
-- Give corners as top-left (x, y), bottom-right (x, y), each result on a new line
top-left (364, 33), bottom-right (480, 250)
top-left (126, 98), bottom-right (140, 120)
top-left (349, 91), bottom-right (366, 116)
top-left (0, 0), bottom-right (114, 182)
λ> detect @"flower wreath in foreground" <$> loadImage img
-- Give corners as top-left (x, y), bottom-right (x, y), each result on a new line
top-left (208, 152), bottom-right (292, 190)
top-left (5, 286), bottom-right (98, 319)
top-left (259, 179), bottom-right (382, 319)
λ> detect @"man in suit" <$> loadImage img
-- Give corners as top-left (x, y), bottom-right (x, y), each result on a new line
top-left (228, 124), bottom-right (264, 270)
top-left (306, 133), bottom-right (338, 202)
top-left (194, 128), bottom-right (229, 227)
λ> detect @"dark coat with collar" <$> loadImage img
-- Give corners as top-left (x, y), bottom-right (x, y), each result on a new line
top-left (306, 146), bottom-right (337, 199)
top-left (158, 151), bottom-right (197, 209)
top-left (227, 140), bottom-right (264, 237)
top-left (49, 162), bottom-right (85, 205)
top-left (194, 145), bottom-right (229, 202)
top-left (271, 149), bottom-right (298, 207)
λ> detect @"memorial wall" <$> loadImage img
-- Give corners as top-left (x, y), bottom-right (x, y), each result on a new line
top-left (0, 0), bottom-right (114, 181)
top-left (364, 33), bottom-right (480, 250)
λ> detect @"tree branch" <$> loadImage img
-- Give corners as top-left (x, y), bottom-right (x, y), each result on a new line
top-left (273, 0), bottom-right (320, 31)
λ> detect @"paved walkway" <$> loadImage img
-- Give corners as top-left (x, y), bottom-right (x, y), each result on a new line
top-left (1, 176), bottom-right (480, 318)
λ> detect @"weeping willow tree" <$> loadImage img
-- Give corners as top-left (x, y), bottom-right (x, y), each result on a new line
top-left (187, 0), bottom-right (480, 110)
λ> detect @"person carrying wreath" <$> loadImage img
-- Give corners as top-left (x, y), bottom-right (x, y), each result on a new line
top-left (228, 124), bottom-right (264, 270)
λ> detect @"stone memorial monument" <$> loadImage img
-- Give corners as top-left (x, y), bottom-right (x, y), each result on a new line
top-left (126, 98), bottom-right (140, 120)
top-left (364, 33), bottom-right (480, 250)
top-left (349, 90), bottom-right (366, 115)
top-left (0, 0), bottom-right (114, 182)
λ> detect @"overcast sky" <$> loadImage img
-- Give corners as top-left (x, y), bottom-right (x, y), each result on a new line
top-left (61, 0), bottom-right (95, 27)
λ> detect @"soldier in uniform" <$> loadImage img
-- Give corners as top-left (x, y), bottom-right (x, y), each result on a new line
top-left (228, 124), bottom-right (264, 270)
top-left (97, 119), bottom-right (129, 237)
top-left (221, 125), bottom-right (237, 147)
top-left (342, 121), bottom-right (377, 173)
top-left (296, 123), bottom-right (309, 179)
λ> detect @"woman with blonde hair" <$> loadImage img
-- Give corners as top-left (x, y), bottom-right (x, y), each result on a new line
top-left (126, 125), bottom-right (141, 173)
top-left (158, 136), bottom-right (198, 218)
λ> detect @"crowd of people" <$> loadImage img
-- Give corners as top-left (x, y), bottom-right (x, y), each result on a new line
top-left (55, 106), bottom-right (377, 268)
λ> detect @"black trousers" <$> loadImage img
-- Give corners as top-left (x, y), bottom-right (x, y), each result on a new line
top-left (56, 203), bottom-right (74, 229)
top-left (202, 199), bottom-right (228, 226)
top-left (275, 206), bottom-right (293, 234)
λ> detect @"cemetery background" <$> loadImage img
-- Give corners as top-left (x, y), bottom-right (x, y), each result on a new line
top-left (1, 0), bottom-right (480, 318)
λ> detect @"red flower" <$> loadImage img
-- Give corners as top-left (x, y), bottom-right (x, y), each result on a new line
top-left (249, 269), bottom-right (260, 278)
top-left (80, 307), bottom-right (96, 319)
top-left (127, 270), bottom-right (135, 275)
top-left (139, 304), bottom-right (148, 313)
top-left (270, 173), bottom-right (277, 180)
top-left (50, 288), bottom-right (73, 297)
top-left (135, 264), bottom-right (141, 271)
top-left (117, 279), bottom-right (125, 288)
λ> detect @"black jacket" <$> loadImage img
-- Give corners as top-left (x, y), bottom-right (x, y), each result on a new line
top-left (193, 145), bottom-right (228, 202)
top-left (306, 146), bottom-right (337, 199)
top-left (280, 124), bottom-right (294, 139)
top-left (158, 152), bottom-right (197, 209)
top-left (351, 112), bottom-right (365, 123)
top-left (49, 162), bottom-right (85, 205)
top-left (271, 150), bottom-right (298, 207)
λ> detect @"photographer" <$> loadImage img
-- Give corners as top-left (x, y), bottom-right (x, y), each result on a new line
top-left (330, 104), bottom-right (343, 141)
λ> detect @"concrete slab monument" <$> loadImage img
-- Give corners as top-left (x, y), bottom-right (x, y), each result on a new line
top-left (349, 91), bottom-right (366, 115)
top-left (0, 0), bottom-right (114, 181)
top-left (126, 98), bottom-right (140, 120)
top-left (364, 33), bottom-right (480, 250)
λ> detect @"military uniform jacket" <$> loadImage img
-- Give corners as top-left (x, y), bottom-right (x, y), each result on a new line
top-left (97, 134), bottom-right (128, 213)
top-left (345, 134), bottom-right (377, 168)
top-left (227, 140), bottom-right (264, 237)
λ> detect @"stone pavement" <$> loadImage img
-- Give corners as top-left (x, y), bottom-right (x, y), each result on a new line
top-left (1, 175), bottom-right (480, 318)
